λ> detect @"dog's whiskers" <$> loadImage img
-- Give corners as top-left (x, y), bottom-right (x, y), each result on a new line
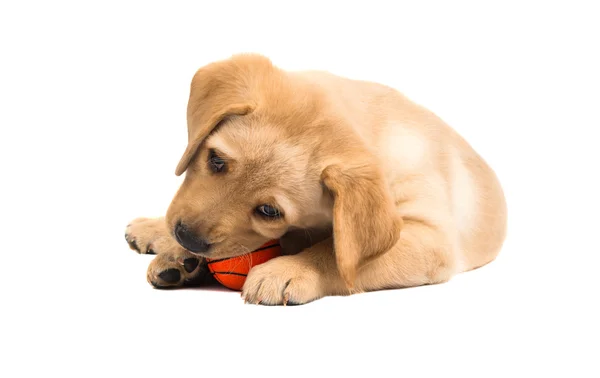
top-left (237, 243), bottom-right (254, 267)
top-left (304, 228), bottom-right (314, 245)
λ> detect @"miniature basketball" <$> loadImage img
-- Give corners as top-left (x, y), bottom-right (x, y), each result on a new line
top-left (206, 240), bottom-right (282, 291)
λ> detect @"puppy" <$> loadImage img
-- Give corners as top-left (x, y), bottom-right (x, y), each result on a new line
top-left (125, 54), bottom-right (507, 305)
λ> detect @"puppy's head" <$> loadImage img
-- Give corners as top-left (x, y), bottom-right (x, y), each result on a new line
top-left (166, 54), bottom-right (401, 287)
top-left (166, 54), bottom-right (328, 258)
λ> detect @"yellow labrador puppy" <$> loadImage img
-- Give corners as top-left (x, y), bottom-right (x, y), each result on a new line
top-left (125, 53), bottom-right (507, 305)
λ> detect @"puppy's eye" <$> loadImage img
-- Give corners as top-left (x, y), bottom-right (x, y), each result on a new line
top-left (256, 205), bottom-right (282, 219)
top-left (208, 149), bottom-right (226, 173)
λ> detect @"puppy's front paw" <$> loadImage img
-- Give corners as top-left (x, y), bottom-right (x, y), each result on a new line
top-left (147, 249), bottom-right (212, 289)
top-left (125, 217), bottom-right (171, 255)
top-left (241, 256), bottom-right (323, 306)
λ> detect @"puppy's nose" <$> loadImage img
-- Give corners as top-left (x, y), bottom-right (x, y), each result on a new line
top-left (174, 222), bottom-right (211, 253)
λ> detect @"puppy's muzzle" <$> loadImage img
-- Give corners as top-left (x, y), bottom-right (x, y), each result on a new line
top-left (174, 221), bottom-right (211, 253)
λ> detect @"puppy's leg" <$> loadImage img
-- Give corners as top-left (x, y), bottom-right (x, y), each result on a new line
top-left (125, 217), bottom-right (215, 288)
top-left (242, 221), bottom-right (457, 305)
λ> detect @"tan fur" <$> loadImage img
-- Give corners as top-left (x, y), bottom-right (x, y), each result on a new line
top-left (126, 53), bottom-right (507, 305)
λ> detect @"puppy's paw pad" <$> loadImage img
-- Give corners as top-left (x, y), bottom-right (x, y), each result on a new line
top-left (149, 267), bottom-right (184, 288)
top-left (158, 268), bottom-right (181, 283)
top-left (183, 257), bottom-right (199, 273)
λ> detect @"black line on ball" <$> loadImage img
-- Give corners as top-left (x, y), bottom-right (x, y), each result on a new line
top-left (211, 271), bottom-right (248, 277)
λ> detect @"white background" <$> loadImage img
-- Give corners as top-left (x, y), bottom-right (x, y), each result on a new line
top-left (1, 1), bottom-right (599, 377)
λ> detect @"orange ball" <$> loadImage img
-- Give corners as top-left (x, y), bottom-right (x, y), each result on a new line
top-left (206, 240), bottom-right (282, 291)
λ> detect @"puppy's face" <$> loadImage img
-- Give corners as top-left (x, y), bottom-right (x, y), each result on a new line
top-left (166, 115), bottom-right (330, 258)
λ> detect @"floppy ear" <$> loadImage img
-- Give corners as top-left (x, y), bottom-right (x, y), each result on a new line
top-left (175, 102), bottom-right (253, 176)
top-left (175, 55), bottom-right (271, 175)
top-left (321, 162), bottom-right (403, 288)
